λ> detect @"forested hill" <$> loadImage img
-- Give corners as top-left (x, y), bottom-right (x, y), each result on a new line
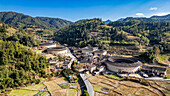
top-left (54, 18), bottom-right (109, 49)
top-left (0, 22), bottom-right (49, 89)
top-left (0, 22), bottom-right (39, 47)
top-left (0, 12), bottom-right (72, 31)
top-left (0, 41), bottom-right (49, 89)
top-left (55, 18), bottom-right (170, 50)
top-left (119, 14), bottom-right (170, 22)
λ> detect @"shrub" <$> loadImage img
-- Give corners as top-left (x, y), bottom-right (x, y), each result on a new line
top-left (82, 90), bottom-right (89, 96)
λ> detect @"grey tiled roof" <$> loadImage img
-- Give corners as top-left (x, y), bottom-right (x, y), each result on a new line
top-left (142, 65), bottom-right (167, 72)
top-left (79, 55), bottom-right (94, 63)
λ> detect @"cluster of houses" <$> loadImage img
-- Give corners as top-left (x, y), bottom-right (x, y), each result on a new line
top-left (85, 65), bottom-right (105, 75)
top-left (48, 56), bottom-right (73, 73)
top-left (70, 46), bottom-right (168, 78)
top-left (140, 65), bottom-right (167, 77)
top-left (32, 41), bottom-right (75, 73)
top-left (70, 47), bottom-right (107, 75)
top-left (35, 42), bottom-right (168, 78)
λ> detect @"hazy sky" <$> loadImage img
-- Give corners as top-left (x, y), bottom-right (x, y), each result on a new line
top-left (0, 0), bottom-right (170, 21)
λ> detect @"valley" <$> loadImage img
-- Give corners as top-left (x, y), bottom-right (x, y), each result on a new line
top-left (0, 12), bottom-right (169, 96)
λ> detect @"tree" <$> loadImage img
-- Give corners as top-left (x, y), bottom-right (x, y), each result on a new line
top-left (82, 90), bottom-right (89, 96)
top-left (25, 56), bottom-right (32, 71)
top-left (0, 51), bottom-right (8, 65)
top-left (140, 49), bottom-right (156, 63)
top-left (154, 46), bottom-right (160, 57)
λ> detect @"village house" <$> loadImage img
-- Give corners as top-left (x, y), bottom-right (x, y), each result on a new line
top-left (88, 65), bottom-right (97, 73)
top-left (48, 58), bottom-right (56, 64)
top-left (96, 65), bottom-right (105, 72)
top-left (78, 55), bottom-right (94, 65)
top-left (84, 69), bottom-right (90, 74)
top-left (69, 47), bottom-right (81, 53)
top-left (32, 47), bottom-right (38, 50)
top-left (81, 47), bottom-right (98, 55)
top-left (93, 70), bottom-right (100, 75)
top-left (62, 60), bottom-right (70, 69)
top-left (93, 49), bottom-right (107, 57)
top-left (141, 65), bottom-right (167, 77)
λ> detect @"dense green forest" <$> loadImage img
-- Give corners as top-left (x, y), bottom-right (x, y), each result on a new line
top-left (0, 22), bottom-right (39, 47)
top-left (54, 18), bottom-right (170, 50)
top-left (0, 22), bottom-right (49, 89)
top-left (0, 41), bottom-right (49, 89)
top-left (54, 18), bottom-right (110, 49)
top-left (0, 12), bottom-right (72, 32)
top-left (108, 21), bottom-right (170, 45)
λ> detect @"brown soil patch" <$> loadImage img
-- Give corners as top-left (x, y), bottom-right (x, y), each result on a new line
top-left (88, 76), bottom-right (103, 84)
top-left (166, 68), bottom-right (170, 77)
top-left (119, 81), bottom-right (142, 88)
top-left (44, 80), bottom-right (62, 92)
top-left (95, 92), bottom-right (110, 96)
top-left (135, 88), bottom-right (158, 96)
top-left (114, 85), bottom-right (138, 95)
top-left (54, 77), bottom-right (67, 84)
top-left (51, 89), bottom-right (67, 96)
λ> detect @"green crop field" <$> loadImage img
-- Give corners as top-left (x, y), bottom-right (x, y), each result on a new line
top-left (9, 89), bottom-right (38, 96)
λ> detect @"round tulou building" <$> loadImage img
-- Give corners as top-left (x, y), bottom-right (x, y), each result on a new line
top-left (105, 56), bottom-right (142, 73)
top-left (39, 43), bottom-right (56, 49)
top-left (47, 46), bottom-right (67, 56)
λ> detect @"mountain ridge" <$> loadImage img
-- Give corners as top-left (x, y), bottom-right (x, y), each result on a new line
top-left (118, 14), bottom-right (170, 22)
top-left (0, 11), bottom-right (72, 31)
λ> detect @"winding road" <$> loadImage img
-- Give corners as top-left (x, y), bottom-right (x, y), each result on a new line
top-left (67, 48), bottom-right (94, 96)
top-left (66, 47), bottom-right (76, 69)
top-left (79, 70), bottom-right (94, 96)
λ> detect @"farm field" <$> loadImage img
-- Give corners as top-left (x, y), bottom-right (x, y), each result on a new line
top-left (166, 68), bottom-right (170, 78)
top-left (150, 81), bottom-right (170, 95)
top-left (88, 75), bottom-right (166, 96)
top-left (44, 80), bottom-right (62, 92)
top-left (67, 89), bottom-right (77, 96)
top-left (9, 83), bottom-right (48, 96)
top-left (22, 83), bottom-right (45, 90)
top-left (44, 77), bottom-right (80, 96)
top-left (9, 89), bottom-right (38, 96)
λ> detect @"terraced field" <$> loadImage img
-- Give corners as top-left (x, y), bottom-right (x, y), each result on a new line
top-left (149, 81), bottom-right (170, 96)
top-left (9, 83), bottom-right (49, 96)
top-left (9, 89), bottom-right (38, 96)
top-left (88, 75), bottom-right (166, 96)
top-left (44, 77), bottom-right (80, 96)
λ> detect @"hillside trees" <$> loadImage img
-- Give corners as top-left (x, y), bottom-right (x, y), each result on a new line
top-left (0, 41), bottom-right (49, 89)
top-left (0, 12), bottom-right (72, 31)
top-left (140, 49), bottom-right (156, 63)
top-left (55, 19), bottom-right (170, 49)
top-left (108, 21), bottom-right (170, 46)
top-left (55, 18), bottom-right (108, 49)
top-left (0, 23), bottom-right (39, 47)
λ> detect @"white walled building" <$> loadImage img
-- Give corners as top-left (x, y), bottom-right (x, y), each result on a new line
top-left (47, 47), bottom-right (67, 56)
top-left (81, 47), bottom-right (98, 55)
top-left (39, 43), bottom-right (56, 49)
top-left (94, 50), bottom-right (107, 56)
top-left (105, 56), bottom-right (142, 73)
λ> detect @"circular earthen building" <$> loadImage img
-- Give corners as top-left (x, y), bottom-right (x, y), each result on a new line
top-left (47, 46), bottom-right (67, 56)
top-left (105, 56), bottom-right (142, 73)
top-left (39, 43), bottom-right (56, 49)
